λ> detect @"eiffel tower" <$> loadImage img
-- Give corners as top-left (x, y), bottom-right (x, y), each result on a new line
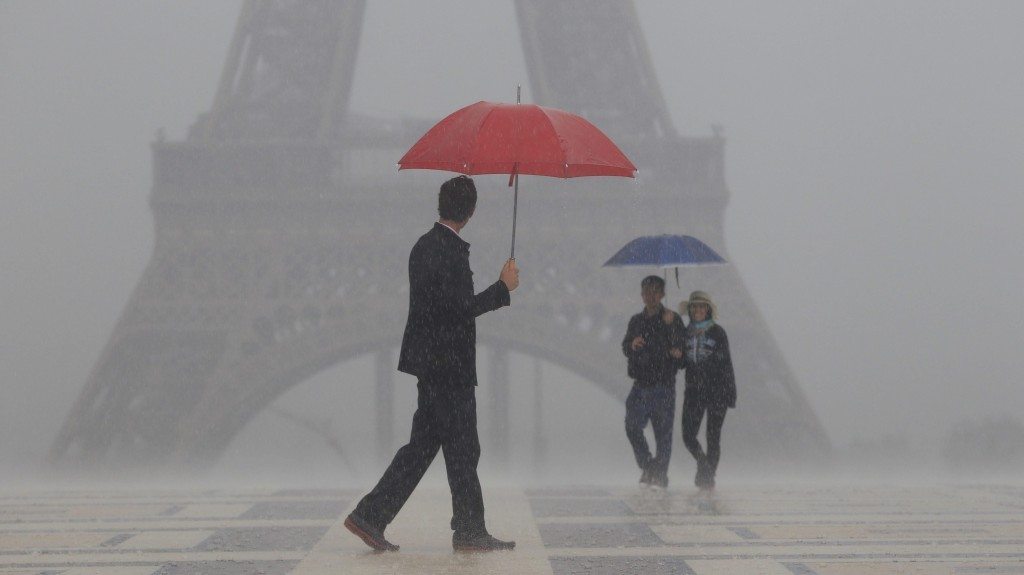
top-left (50, 0), bottom-right (829, 470)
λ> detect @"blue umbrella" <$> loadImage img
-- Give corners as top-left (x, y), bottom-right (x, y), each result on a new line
top-left (603, 234), bottom-right (726, 287)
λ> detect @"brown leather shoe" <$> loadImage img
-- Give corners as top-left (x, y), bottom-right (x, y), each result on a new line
top-left (453, 532), bottom-right (516, 551)
top-left (344, 513), bottom-right (399, 551)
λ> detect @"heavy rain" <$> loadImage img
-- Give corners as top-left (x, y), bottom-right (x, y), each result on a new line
top-left (1, 1), bottom-right (1022, 573)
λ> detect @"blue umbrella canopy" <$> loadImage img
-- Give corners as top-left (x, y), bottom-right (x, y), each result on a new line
top-left (603, 234), bottom-right (726, 268)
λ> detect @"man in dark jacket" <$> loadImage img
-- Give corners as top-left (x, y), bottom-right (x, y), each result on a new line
top-left (622, 275), bottom-right (684, 488)
top-left (679, 290), bottom-right (736, 490)
top-left (345, 176), bottom-right (519, 552)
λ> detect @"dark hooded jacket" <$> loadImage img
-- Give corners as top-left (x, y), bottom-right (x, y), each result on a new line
top-left (682, 322), bottom-right (736, 408)
top-left (621, 305), bottom-right (685, 386)
top-left (397, 223), bottom-right (510, 385)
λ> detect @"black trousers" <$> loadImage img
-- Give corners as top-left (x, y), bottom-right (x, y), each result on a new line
top-left (681, 397), bottom-right (728, 475)
top-left (353, 379), bottom-right (485, 535)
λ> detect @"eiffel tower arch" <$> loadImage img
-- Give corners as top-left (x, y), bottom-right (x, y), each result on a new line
top-left (49, 0), bottom-right (829, 471)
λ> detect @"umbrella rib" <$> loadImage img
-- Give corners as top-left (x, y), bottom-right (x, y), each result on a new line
top-left (464, 105), bottom-right (496, 173)
top-left (536, 106), bottom-right (571, 176)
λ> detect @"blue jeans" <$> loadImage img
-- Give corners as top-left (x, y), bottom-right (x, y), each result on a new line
top-left (625, 384), bottom-right (676, 480)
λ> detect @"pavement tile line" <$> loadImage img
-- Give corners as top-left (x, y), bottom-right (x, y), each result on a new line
top-left (0, 486), bottom-right (1021, 574)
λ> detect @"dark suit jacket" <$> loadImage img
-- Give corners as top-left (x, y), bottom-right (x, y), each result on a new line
top-left (397, 223), bottom-right (510, 385)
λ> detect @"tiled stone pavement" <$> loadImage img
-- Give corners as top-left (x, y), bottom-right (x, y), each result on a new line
top-left (0, 485), bottom-right (1022, 573)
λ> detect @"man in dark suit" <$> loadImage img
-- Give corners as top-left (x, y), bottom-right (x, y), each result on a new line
top-left (345, 175), bottom-right (519, 552)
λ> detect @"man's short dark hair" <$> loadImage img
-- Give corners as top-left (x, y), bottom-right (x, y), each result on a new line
top-left (438, 176), bottom-right (478, 222)
top-left (641, 275), bottom-right (665, 292)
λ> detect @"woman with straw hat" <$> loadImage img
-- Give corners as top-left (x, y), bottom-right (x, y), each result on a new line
top-left (679, 290), bottom-right (736, 490)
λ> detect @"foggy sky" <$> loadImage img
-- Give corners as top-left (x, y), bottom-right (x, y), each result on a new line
top-left (1, 1), bottom-right (1023, 475)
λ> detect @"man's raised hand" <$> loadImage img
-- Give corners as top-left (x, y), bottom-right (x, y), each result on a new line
top-left (500, 258), bottom-right (519, 291)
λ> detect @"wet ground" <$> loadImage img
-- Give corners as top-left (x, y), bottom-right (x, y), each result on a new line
top-left (1, 484), bottom-right (1023, 574)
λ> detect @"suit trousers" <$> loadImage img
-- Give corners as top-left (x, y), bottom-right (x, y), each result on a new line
top-left (353, 379), bottom-right (485, 535)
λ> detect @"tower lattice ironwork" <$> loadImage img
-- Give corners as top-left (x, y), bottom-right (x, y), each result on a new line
top-left (50, 0), bottom-right (829, 470)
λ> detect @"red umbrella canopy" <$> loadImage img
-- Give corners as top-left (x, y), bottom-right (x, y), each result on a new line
top-left (398, 101), bottom-right (636, 179)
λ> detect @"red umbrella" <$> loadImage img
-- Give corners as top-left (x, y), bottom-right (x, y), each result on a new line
top-left (398, 95), bottom-right (636, 257)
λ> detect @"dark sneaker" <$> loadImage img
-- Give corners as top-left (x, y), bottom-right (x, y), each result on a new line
top-left (453, 532), bottom-right (516, 551)
top-left (344, 512), bottom-right (399, 552)
top-left (639, 465), bottom-right (653, 486)
top-left (695, 461), bottom-right (709, 489)
top-left (650, 471), bottom-right (669, 489)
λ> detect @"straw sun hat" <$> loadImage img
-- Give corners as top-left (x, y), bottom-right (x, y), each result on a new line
top-left (679, 290), bottom-right (717, 320)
